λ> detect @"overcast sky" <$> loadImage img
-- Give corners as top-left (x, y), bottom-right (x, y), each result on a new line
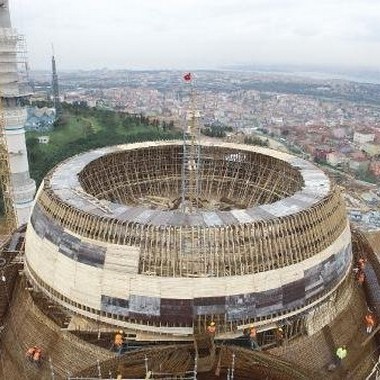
top-left (9, 0), bottom-right (380, 71)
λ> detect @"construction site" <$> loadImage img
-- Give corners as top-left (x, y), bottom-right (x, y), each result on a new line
top-left (1, 1), bottom-right (380, 379)
top-left (2, 139), bottom-right (380, 379)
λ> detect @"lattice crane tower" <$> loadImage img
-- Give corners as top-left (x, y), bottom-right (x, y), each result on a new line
top-left (0, 0), bottom-right (35, 227)
top-left (181, 73), bottom-right (201, 214)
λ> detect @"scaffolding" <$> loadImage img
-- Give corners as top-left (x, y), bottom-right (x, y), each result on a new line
top-left (0, 29), bottom-right (31, 96)
top-left (0, 27), bottom-right (32, 231)
top-left (0, 94), bottom-right (16, 233)
top-left (15, 33), bottom-right (32, 94)
top-left (366, 355), bottom-right (380, 380)
top-left (67, 355), bottom-right (198, 380)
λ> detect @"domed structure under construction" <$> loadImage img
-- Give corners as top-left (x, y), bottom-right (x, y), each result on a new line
top-left (24, 141), bottom-right (351, 339)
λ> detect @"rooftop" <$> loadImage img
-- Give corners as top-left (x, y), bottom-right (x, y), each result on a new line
top-left (47, 140), bottom-right (331, 227)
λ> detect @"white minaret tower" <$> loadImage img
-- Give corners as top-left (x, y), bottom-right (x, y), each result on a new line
top-left (0, 0), bottom-right (35, 226)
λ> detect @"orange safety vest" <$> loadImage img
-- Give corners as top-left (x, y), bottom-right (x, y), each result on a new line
top-left (358, 258), bottom-right (366, 269)
top-left (365, 314), bottom-right (375, 327)
top-left (249, 327), bottom-right (257, 339)
top-left (26, 347), bottom-right (36, 356)
top-left (357, 272), bottom-right (365, 284)
top-left (114, 333), bottom-right (123, 346)
top-left (33, 349), bottom-right (41, 361)
top-left (276, 329), bottom-right (284, 339)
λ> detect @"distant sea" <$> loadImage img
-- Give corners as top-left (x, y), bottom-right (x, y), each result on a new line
top-left (290, 71), bottom-right (380, 84)
top-left (32, 66), bottom-right (380, 85)
top-left (227, 65), bottom-right (380, 85)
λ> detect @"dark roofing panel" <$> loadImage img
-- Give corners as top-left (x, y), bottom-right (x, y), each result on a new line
top-left (282, 279), bottom-right (306, 305)
top-left (101, 295), bottom-right (129, 316)
top-left (194, 304), bottom-right (226, 316)
top-left (160, 298), bottom-right (193, 324)
top-left (129, 295), bottom-right (160, 316)
top-left (194, 296), bottom-right (225, 306)
top-left (30, 205), bottom-right (48, 239)
top-left (255, 288), bottom-right (283, 308)
top-left (226, 293), bottom-right (257, 321)
top-left (77, 242), bottom-right (106, 268)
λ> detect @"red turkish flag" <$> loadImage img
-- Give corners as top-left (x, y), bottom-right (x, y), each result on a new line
top-left (183, 72), bottom-right (192, 82)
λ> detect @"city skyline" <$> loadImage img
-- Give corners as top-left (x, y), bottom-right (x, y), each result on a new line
top-left (10, 0), bottom-right (380, 71)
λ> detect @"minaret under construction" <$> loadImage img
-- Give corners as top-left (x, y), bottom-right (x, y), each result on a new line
top-left (0, 0), bottom-right (35, 226)
top-left (51, 50), bottom-right (61, 115)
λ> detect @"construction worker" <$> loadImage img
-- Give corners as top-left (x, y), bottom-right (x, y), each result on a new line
top-left (113, 330), bottom-right (124, 355)
top-left (249, 325), bottom-right (260, 350)
top-left (207, 321), bottom-right (216, 336)
top-left (275, 327), bottom-right (284, 347)
top-left (365, 313), bottom-right (376, 334)
top-left (25, 346), bottom-right (37, 362)
top-left (357, 270), bottom-right (365, 285)
top-left (335, 345), bottom-right (347, 366)
top-left (358, 257), bottom-right (367, 270)
top-left (32, 347), bottom-right (42, 367)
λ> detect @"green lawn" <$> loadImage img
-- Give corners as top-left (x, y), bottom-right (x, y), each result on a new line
top-left (25, 105), bottom-right (181, 187)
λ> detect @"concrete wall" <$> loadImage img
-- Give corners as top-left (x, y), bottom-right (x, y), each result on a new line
top-left (25, 203), bottom-right (352, 335)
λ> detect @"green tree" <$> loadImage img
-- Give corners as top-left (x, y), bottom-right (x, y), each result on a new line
top-left (243, 136), bottom-right (269, 147)
top-left (25, 107), bottom-right (181, 189)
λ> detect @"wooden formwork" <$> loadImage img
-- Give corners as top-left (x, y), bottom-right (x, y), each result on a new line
top-left (77, 146), bottom-right (302, 207)
top-left (34, 143), bottom-right (347, 278)
top-left (23, 142), bottom-right (353, 338)
top-left (0, 277), bottom-right (114, 380)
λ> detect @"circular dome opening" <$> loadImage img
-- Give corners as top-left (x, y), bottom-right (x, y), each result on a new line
top-left (78, 144), bottom-right (304, 211)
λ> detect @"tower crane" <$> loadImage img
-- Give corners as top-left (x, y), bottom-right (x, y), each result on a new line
top-left (180, 72), bottom-right (202, 214)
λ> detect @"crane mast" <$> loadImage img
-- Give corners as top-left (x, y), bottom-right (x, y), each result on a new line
top-left (181, 73), bottom-right (201, 214)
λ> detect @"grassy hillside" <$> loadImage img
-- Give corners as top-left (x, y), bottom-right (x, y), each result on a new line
top-left (26, 103), bottom-right (181, 187)
top-left (0, 103), bottom-right (181, 218)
